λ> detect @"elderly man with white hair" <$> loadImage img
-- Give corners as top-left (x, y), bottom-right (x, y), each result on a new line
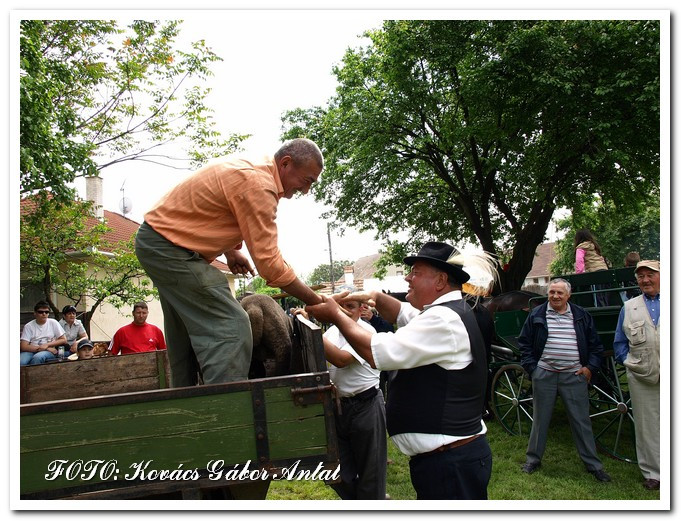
top-left (518, 278), bottom-right (611, 483)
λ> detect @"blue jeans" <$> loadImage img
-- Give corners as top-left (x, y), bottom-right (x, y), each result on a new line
top-left (20, 351), bottom-right (57, 365)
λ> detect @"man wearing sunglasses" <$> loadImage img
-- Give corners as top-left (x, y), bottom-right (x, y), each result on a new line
top-left (20, 301), bottom-right (66, 365)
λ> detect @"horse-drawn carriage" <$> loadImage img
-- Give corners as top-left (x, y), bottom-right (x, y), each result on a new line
top-left (487, 267), bottom-right (639, 463)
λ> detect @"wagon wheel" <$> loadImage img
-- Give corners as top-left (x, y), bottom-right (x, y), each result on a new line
top-left (589, 355), bottom-right (637, 463)
top-left (491, 364), bottom-right (534, 436)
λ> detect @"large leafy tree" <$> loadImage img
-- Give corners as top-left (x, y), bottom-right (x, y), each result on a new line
top-left (550, 191), bottom-right (661, 276)
top-left (20, 19), bottom-right (246, 201)
top-left (20, 19), bottom-right (246, 323)
top-left (283, 19), bottom-right (660, 293)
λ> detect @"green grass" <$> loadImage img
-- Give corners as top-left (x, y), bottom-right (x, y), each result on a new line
top-left (267, 405), bottom-right (660, 501)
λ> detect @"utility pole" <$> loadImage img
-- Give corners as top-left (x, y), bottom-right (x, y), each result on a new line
top-left (327, 222), bottom-right (335, 293)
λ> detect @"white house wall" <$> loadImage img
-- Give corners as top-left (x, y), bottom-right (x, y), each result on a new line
top-left (362, 276), bottom-right (408, 294)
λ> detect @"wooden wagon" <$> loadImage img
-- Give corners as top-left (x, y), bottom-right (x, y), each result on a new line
top-left (19, 315), bottom-right (339, 500)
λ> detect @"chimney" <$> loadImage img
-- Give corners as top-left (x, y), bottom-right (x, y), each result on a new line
top-left (85, 176), bottom-right (104, 219)
top-left (344, 265), bottom-right (354, 286)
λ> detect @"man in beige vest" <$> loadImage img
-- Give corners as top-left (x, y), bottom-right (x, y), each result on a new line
top-left (613, 260), bottom-right (660, 490)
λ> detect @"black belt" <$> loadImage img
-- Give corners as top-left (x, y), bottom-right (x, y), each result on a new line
top-left (340, 386), bottom-right (378, 403)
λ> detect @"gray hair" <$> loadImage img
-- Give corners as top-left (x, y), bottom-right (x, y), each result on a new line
top-left (274, 138), bottom-right (324, 170)
top-left (549, 278), bottom-right (572, 294)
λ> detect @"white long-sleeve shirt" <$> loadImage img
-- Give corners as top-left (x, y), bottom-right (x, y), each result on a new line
top-left (370, 290), bottom-right (486, 456)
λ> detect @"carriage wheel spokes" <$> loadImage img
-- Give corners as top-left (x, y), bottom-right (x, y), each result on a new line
top-left (491, 364), bottom-right (533, 437)
top-left (589, 356), bottom-right (637, 463)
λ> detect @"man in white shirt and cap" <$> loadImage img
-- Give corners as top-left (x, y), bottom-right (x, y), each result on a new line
top-left (321, 295), bottom-right (385, 500)
top-left (58, 305), bottom-right (88, 356)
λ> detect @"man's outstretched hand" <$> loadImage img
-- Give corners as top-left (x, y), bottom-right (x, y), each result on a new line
top-left (306, 295), bottom-right (345, 323)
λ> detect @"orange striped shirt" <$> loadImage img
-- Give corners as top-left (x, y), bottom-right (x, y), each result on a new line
top-left (144, 155), bottom-right (297, 288)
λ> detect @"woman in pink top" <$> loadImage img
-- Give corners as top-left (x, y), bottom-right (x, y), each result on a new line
top-left (574, 229), bottom-right (610, 306)
top-left (574, 229), bottom-right (609, 274)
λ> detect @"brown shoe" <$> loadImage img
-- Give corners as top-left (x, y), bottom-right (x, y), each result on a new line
top-left (643, 479), bottom-right (660, 490)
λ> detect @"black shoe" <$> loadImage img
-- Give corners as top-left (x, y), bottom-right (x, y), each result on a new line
top-left (643, 479), bottom-right (660, 490)
top-left (521, 462), bottom-right (540, 474)
top-left (589, 469), bottom-right (611, 482)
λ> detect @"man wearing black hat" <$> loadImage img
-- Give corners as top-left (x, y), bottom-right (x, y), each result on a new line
top-left (306, 241), bottom-right (494, 500)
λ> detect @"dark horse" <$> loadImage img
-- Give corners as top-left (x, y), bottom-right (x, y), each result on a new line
top-left (483, 290), bottom-right (543, 313)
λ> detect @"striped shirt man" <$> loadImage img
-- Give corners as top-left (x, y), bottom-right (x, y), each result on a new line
top-left (538, 304), bottom-right (581, 372)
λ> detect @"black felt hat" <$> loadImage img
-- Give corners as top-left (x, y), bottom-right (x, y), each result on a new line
top-left (404, 241), bottom-right (470, 284)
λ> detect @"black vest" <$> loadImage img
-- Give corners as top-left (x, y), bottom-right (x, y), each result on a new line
top-left (386, 299), bottom-right (487, 437)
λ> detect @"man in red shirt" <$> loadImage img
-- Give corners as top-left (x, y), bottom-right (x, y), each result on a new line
top-left (109, 302), bottom-right (166, 355)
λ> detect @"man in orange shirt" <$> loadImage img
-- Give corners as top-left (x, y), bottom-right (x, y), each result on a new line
top-left (109, 302), bottom-right (166, 355)
top-left (135, 138), bottom-right (324, 386)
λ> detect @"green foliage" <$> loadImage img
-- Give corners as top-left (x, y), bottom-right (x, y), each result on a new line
top-left (550, 192), bottom-right (661, 276)
top-left (20, 19), bottom-right (247, 202)
top-left (267, 409), bottom-right (660, 501)
top-left (372, 241), bottom-right (409, 280)
top-left (305, 259), bottom-right (353, 286)
top-left (282, 20), bottom-right (660, 293)
top-left (20, 197), bottom-right (156, 332)
top-left (247, 276), bottom-right (280, 296)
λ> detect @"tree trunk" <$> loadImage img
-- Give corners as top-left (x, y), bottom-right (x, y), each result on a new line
top-left (489, 209), bottom-right (555, 295)
top-left (82, 310), bottom-right (95, 338)
top-left (41, 266), bottom-right (60, 317)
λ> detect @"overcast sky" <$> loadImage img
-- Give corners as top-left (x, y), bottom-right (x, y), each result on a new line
top-left (32, 5), bottom-right (670, 282)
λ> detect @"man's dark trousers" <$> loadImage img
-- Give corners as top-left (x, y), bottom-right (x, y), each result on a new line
top-left (331, 389), bottom-right (387, 500)
top-left (526, 367), bottom-right (603, 471)
top-left (408, 435), bottom-right (492, 499)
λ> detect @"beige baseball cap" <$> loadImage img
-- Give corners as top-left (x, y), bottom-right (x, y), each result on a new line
top-left (635, 260), bottom-right (660, 273)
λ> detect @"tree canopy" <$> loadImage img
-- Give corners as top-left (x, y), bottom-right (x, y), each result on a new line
top-left (282, 19), bottom-right (660, 293)
top-left (20, 19), bottom-right (247, 202)
top-left (19, 19), bottom-right (247, 325)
